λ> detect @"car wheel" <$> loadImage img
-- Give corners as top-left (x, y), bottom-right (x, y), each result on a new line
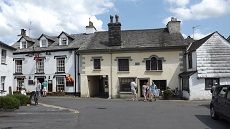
top-left (210, 106), bottom-right (219, 120)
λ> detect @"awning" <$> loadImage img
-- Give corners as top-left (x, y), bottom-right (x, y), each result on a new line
top-left (179, 71), bottom-right (196, 78)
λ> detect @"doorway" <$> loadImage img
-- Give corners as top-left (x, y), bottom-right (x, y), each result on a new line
top-left (48, 80), bottom-right (53, 92)
top-left (138, 78), bottom-right (150, 97)
top-left (152, 80), bottom-right (167, 91)
top-left (87, 75), bottom-right (109, 98)
top-left (37, 77), bottom-right (45, 90)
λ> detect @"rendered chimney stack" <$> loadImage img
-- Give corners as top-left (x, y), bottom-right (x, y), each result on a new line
top-left (167, 17), bottom-right (181, 34)
top-left (21, 29), bottom-right (26, 36)
top-left (85, 18), bottom-right (97, 34)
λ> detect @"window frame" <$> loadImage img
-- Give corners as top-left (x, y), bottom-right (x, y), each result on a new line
top-left (145, 56), bottom-right (163, 71)
top-left (56, 58), bottom-right (65, 73)
top-left (41, 39), bottom-right (48, 47)
top-left (1, 76), bottom-right (6, 91)
top-left (205, 78), bottom-right (219, 90)
top-left (119, 77), bottom-right (136, 92)
top-left (93, 58), bottom-right (101, 70)
top-left (1, 49), bottom-right (7, 64)
top-left (21, 41), bottom-right (27, 49)
top-left (188, 53), bottom-right (192, 69)
top-left (118, 58), bottom-right (129, 72)
top-left (56, 76), bottom-right (65, 92)
top-left (60, 37), bottom-right (68, 45)
top-left (15, 60), bottom-right (22, 73)
top-left (36, 58), bottom-right (44, 73)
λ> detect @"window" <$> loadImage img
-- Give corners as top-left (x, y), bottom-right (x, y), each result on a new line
top-left (21, 41), bottom-right (27, 49)
top-left (17, 78), bottom-right (24, 90)
top-left (60, 37), bottom-right (67, 45)
top-left (56, 58), bottom-right (65, 72)
top-left (56, 77), bottom-right (65, 92)
top-left (15, 60), bottom-right (22, 73)
top-left (118, 59), bottom-right (129, 71)
top-left (119, 78), bottom-right (135, 92)
top-left (205, 78), bottom-right (219, 90)
top-left (1, 76), bottom-right (6, 91)
top-left (1, 49), bottom-right (6, 64)
top-left (41, 39), bottom-right (48, 47)
top-left (218, 87), bottom-right (227, 97)
top-left (93, 58), bottom-right (101, 70)
top-left (36, 59), bottom-right (44, 73)
top-left (188, 53), bottom-right (192, 69)
top-left (146, 57), bottom-right (162, 71)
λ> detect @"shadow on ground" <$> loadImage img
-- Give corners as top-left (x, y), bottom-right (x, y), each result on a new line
top-left (195, 115), bottom-right (230, 129)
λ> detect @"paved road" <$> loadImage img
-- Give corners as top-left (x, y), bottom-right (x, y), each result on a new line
top-left (40, 97), bottom-right (230, 129)
top-left (1, 97), bottom-right (229, 129)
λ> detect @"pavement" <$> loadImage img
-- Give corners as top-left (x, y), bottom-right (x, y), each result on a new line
top-left (0, 97), bottom-right (230, 129)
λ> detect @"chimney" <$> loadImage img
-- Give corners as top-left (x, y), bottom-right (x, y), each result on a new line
top-left (108, 15), bottom-right (121, 46)
top-left (20, 29), bottom-right (26, 36)
top-left (166, 17), bottom-right (181, 34)
top-left (85, 18), bottom-right (97, 34)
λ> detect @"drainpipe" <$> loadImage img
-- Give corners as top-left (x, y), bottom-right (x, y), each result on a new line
top-left (74, 51), bottom-right (77, 97)
top-left (109, 50), bottom-right (112, 99)
top-left (77, 52), bottom-right (80, 97)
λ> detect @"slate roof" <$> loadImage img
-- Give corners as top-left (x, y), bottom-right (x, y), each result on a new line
top-left (79, 28), bottom-right (187, 52)
top-left (227, 35), bottom-right (230, 42)
top-left (187, 32), bottom-right (230, 53)
top-left (186, 32), bottom-right (214, 53)
top-left (179, 71), bottom-right (196, 78)
top-left (12, 33), bottom-right (93, 54)
top-left (0, 41), bottom-right (16, 50)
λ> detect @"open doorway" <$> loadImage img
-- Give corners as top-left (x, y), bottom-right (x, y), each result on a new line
top-left (37, 77), bottom-right (45, 90)
top-left (138, 78), bottom-right (150, 97)
top-left (87, 75), bottom-right (109, 98)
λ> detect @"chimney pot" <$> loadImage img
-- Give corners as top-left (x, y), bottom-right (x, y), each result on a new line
top-left (115, 15), bottom-right (119, 23)
top-left (110, 15), bottom-right (113, 23)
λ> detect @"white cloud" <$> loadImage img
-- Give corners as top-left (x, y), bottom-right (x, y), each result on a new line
top-left (0, 0), bottom-right (114, 44)
top-left (165, 0), bottom-right (230, 20)
top-left (165, 0), bottom-right (190, 7)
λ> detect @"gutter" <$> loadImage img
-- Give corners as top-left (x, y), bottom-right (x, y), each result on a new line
top-left (77, 52), bottom-right (80, 97)
top-left (74, 51), bottom-right (77, 96)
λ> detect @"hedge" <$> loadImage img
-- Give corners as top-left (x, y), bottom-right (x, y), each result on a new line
top-left (0, 96), bottom-right (20, 110)
top-left (11, 94), bottom-right (29, 106)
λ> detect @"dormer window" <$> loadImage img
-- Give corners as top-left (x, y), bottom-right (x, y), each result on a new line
top-left (40, 39), bottom-right (48, 47)
top-left (60, 37), bottom-right (68, 45)
top-left (20, 41), bottom-right (27, 49)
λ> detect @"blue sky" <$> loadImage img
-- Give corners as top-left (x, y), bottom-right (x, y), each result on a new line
top-left (0, 0), bottom-right (229, 44)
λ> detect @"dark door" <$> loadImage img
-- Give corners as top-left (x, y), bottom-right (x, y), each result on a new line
top-left (139, 79), bottom-right (148, 97)
top-left (37, 78), bottom-right (45, 90)
top-left (153, 80), bottom-right (167, 91)
top-left (48, 80), bottom-right (52, 92)
top-left (98, 76), bottom-right (109, 98)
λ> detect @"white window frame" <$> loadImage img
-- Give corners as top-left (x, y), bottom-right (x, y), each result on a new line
top-left (56, 76), bottom-right (65, 92)
top-left (56, 58), bottom-right (65, 73)
top-left (15, 60), bottom-right (22, 73)
top-left (36, 58), bottom-right (44, 73)
top-left (60, 37), bottom-right (68, 45)
top-left (40, 39), bottom-right (48, 47)
top-left (1, 49), bottom-right (6, 64)
top-left (21, 41), bottom-right (27, 49)
top-left (1, 76), bottom-right (6, 91)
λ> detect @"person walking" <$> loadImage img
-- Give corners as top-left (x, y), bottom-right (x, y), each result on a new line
top-left (142, 82), bottom-right (149, 101)
top-left (42, 80), bottom-right (48, 97)
top-left (36, 80), bottom-right (41, 98)
top-left (149, 81), bottom-right (157, 101)
top-left (130, 79), bottom-right (138, 101)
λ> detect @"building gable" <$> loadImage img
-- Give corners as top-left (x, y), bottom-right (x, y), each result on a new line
top-left (196, 32), bottom-right (230, 78)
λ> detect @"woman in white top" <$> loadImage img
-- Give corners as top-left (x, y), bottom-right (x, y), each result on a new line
top-left (142, 82), bottom-right (149, 101)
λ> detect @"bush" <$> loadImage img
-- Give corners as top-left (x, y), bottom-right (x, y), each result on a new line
top-left (163, 89), bottom-right (173, 100)
top-left (0, 96), bottom-right (20, 110)
top-left (11, 94), bottom-right (29, 106)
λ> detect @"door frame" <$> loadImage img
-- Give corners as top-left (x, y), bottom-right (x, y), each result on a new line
top-left (137, 78), bottom-right (150, 97)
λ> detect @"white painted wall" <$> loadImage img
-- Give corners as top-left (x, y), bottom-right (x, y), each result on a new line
top-left (189, 73), bottom-right (212, 100)
top-left (13, 50), bottom-right (77, 93)
top-left (81, 50), bottom-right (184, 98)
top-left (0, 46), bottom-right (14, 95)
